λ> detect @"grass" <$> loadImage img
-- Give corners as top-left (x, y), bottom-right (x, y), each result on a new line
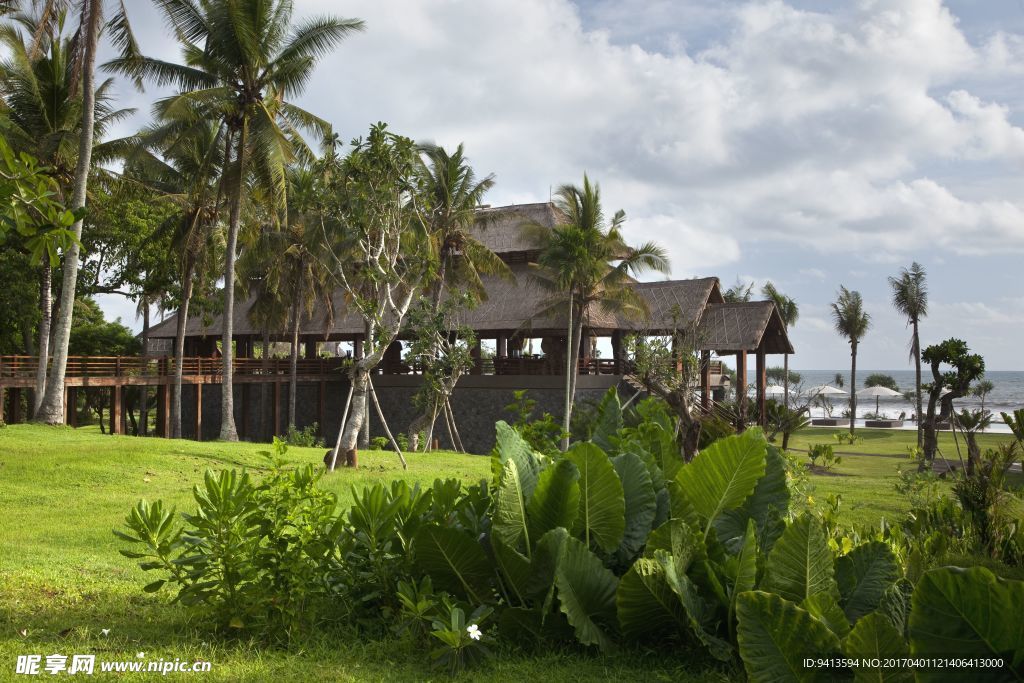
top-left (0, 425), bottom-right (732, 682)
top-left (785, 426), bottom-right (1021, 528)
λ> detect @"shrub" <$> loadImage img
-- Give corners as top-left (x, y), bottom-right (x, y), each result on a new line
top-left (371, 436), bottom-right (389, 451)
top-left (808, 443), bottom-right (840, 471)
top-left (697, 414), bottom-right (735, 449)
top-left (284, 422), bottom-right (324, 448)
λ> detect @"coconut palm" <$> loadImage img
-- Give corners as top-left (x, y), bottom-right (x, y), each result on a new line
top-left (26, 0), bottom-right (140, 425)
top-left (125, 117), bottom-right (226, 438)
top-left (1, 9), bottom-right (133, 416)
top-left (761, 281), bottom-right (798, 407)
top-left (110, 0), bottom-right (363, 440)
top-left (723, 279), bottom-right (754, 303)
top-left (888, 262), bottom-right (928, 446)
top-left (830, 286), bottom-right (870, 433)
top-left (528, 175), bottom-right (670, 449)
top-left (418, 143), bottom-right (506, 304)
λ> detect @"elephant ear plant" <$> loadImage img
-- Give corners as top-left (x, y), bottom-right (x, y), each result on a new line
top-left (116, 408), bottom-right (1024, 679)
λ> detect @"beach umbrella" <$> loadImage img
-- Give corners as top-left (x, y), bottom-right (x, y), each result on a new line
top-left (764, 385), bottom-right (787, 396)
top-left (856, 385), bottom-right (902, 413)
top-left (808, 384), bottom-right (848, 397)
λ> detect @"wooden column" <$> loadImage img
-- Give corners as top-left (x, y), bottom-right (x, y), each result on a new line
top-left (194, 383), bottom-right (202, 441)
top-left (305, 340), bottom-right (318, 359)
top-left (157, 384), bottom-right (169, 437)
top-left (610, 330), bottom-right (623, 372)
top-left (497, 334), bottom-right (508, 358)
top-left (318, 380), bottom-right (326, 437)
top-left (700, 351), bottom-right (711, 412)
top-left (273, 381), bottom-right (281, 437)
top-left (10, 388), bottom-right (22, 423)
top-left (69, 387), bottom-right (78, 427)
top-left (0, 387), bottom-right (5, 424)
top-left (352, 335), bottom-right (363, 360)
top-left (120, 388), bottom-right (128, 435)
top-left (755, 347), bottom-right (767, 427)
top-left (470, 338), bottom-right (482, 375)
top-left (63, 387), bottom-right (71, 424)
top-left (735, 351), bottom-right (748, 429)
top-left (240, 383), bottom-right (249, 440)
top-left (111, 385), bottom-right (122, 435)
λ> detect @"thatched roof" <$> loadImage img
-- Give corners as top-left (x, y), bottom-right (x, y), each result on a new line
top-left (147, 201), bottom-right (794, 355)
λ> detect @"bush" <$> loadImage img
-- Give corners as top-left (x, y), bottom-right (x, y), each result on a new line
top-left (697, 414), bottom-right (735, 449)
top-left (371, 436), bottom-right (389, 451)
top-left (284, 422), bottom-right (324, 448)
top-left (808, 443), bottom-right (841, 470)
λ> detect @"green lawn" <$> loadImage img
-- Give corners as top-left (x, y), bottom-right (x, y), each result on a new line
top-left (0, 425), bottom-right (732, 682)
top-left (786, 426), bottom-right (1021, 528)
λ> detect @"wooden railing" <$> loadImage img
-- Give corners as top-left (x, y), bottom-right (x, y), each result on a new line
top-left (0, 356), bottom-right (350, 380)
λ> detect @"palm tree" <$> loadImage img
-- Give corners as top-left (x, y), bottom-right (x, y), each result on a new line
top-left (1, 10), bottom-right (132, 417)
top-left (888, 262), bottom-right (928, 446)
top-left (112, 1), bottom-right (364, 440)
top-left (723, 279), bottom-right (754, 303)
top-left (972, 379), bottom-right (994, 413)
top-left (28, 0), bottom-right (140, 425)
top-left (127, 118), bottom-right (226, 438)
top-left (761, 282), bottom-right (798, 407)
top-left (830, 286), bottom-right (870, 433)
top-left (528, 175), bottom-right (670, 449)
top-left (418, 143), bottom-right (506, 305)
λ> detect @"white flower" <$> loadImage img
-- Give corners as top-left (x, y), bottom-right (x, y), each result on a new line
top-left (466, 624), bottom-right (481, 641)
top-left (136, 652), bottom-right (145, 659)
top-left (100, 629), bottom-right (110, 637)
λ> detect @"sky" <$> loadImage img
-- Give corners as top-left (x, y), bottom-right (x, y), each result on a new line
top-left (94, 0), bottom-right (1024, 370)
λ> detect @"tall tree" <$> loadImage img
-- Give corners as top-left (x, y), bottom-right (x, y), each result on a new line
top-left (723, 279), bottom-right (754, 303)
top-left (406, 143), bottom-right (505, 444)
top-left (920, 339), bottom-right (984, 470)
top-left (830, 286), bottom-right (870, 433)
top-left (0, 11), bottom-right (131, 415)
top-left (33, 0), bottom-right (140, 425)
top-left (761, 281), bottom-right (798, 408)
top-left (888, 262), bottom-right (928, 446)
top-left (116, 0), bottom-right (363, 440)
top-left (528, 175), bottom-right (669, 450)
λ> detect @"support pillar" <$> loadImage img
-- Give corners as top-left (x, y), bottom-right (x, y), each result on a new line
top-left (0, 387), bottom-right (5, 424)
top-left (318, 380), bottom-right (326, 437)
top-left (470, 338), bottom-right (482, 375)
top-left (497, 334), bottom-right (508, 359)
top-left (157, 384), bottom-right (169, 437)
top-left (241, 383), bottom-right (250, 440)
top-left (305, 340), bottom-right (318, 359)
top-left (10, 388), bottom-right (22, 423)
top-left (701, 351), bottom-right (711, 412)
top-left (735, 351), bottom-right (748, 429)
top-left (111, 385), bottom-right (122, 435)
top-left (194, 383), bottom-right (202, 441)
top-left (352, 335), bottom-right (363, 360)
top-left (756, 347), bottom-right (767, 427)
top-left (273, 381), bottom-right (281, 437)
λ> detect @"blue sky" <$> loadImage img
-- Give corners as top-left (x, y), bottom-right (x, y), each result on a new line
top-left (98, 0), bottom-right (1024, 370)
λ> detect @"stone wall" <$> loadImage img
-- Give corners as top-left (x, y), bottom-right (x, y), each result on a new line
top-left (178, 375), bottom-right (623, 454)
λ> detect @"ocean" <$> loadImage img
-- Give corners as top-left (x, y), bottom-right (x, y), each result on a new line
top-left (748, 369), bottom-right (1024, 433)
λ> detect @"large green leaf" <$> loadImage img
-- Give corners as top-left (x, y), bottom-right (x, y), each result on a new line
top-left (526, 458), bottom-right (580, 541)
top-left (616, 557), bottom-right (687, 641)
top-left (736, 591), bottom-right (842, 683)
top-left (591, 386), bottom-right (623, 451)
top-left (909, 567), bottom-right (1024, 680)
top-left (714, 443), bottom-right (790, 554)
top-left (565, 442), bottom-right (625, 552)
top-left (612, 452), bottom-right (657, 561)
top-left (877, 577), bottom-right (914, 638)
top-left (842, 613), bottom-right (912, 683)
top-left (676, 428), bottom-right (767, 535)
top-left (493, 459), bottom-right (531, 557)
top-left (762, 513), bottom-right (838, 604)
top-left (413, 524), bottom-right (492, 604)
top-left (802, 592), bottom-right (850, 639)
top-left (493, 421), bottom-right (543, 500)
top-left (658, 549), bottom-right (734, 661)
top-left (836, 541), bottom-right (900, 623)
top-left (525, 527), bottom-right (569, 608)
top-left (729, 519), bottom-right (759, 639)
top-left (491, 533), bottom-right (532, 605)
top-left (555, 536), bottom-right (619, 650)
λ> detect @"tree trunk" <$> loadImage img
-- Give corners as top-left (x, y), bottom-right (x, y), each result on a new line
top-left (849, 341), bottom-right (858, 434)
top-left (913, 319), bottom-right (922, 448)
top-left (35, 0), bottom-right (101, 424)
top-left (260, 329), bottom-right (269, 441)
top-left (358, 322), bottom-right (370, 450)
top-left (170, 273), bottom-right (194, 439)
top-left (219, 123), bottom-right (248, 441)
top-left (139, 301), bottom-right (149, 435)
top-left (339, 363), bottom-right (370, 467)
top-left (288, 298), bottom-right (300, 430)
top-left (965, 432), bottom-right (979, 476)
top-left (33, 265), bottom-right (52, 417)
top-left (561, 293), bottom-right (574, 451)
top-left (782, 353), bottom-right (789, 409)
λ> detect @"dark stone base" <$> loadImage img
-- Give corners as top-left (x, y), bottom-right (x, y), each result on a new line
top-left (179, 375), bottom-right (623, 454)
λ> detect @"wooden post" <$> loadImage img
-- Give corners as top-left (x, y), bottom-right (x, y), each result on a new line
top-left (611, 330), bottom-right (623, 373)
top-left (470, 338), bottom-right (482, 375)
top-left (69, 387), bottom-right (78, 427)
top-left (111, 385), bottom-right (122, 435)
top-left (157, 384), bottom-right (169, 437)
top-left (240, 383), bottom-right (249, 440)
top-left (701, 350), bottom-right (711, 412)
top-left (120, 387), bottom-right (128, 435)
top-left (756, 347), bottom-right (767, 427)
top-left (497, 334), bottom-right (508, 358)
top-left (10, 388), bottom-right (22, 423)
top-left (0, 387), bottom-right (5, 424)
top-left (305, 340), bottom-right (318, 359)
top-left (736, 351), bottom-right (748, 428)
top-left (194, 383), bottom-right (202, 441)
top-left (273, 381), bottom-right (281, 437)
top-left (318, 380), bottom-right (326, 437)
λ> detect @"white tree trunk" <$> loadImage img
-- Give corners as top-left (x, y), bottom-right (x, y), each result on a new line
top-left (219, 124), bottom-right (248, 441)
top-left (35, 0), bottom-right (101, 424)
top-left (33, 265), bottom-right (51, 416)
